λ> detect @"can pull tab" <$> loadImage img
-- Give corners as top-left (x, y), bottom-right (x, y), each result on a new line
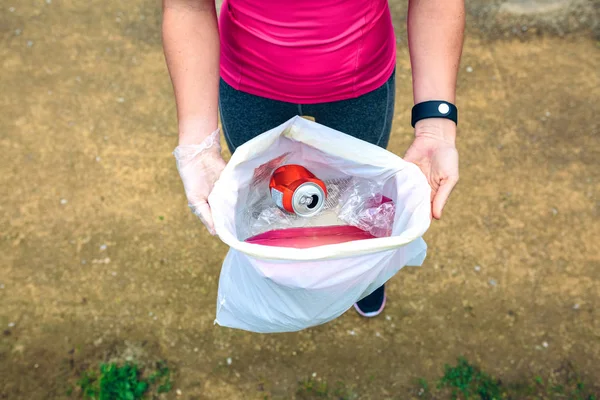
top-left (300, 194), bottom-right (320, 209)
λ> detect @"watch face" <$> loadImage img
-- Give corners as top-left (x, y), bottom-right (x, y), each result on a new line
top-left (438, 103), bottom-right (450, 114)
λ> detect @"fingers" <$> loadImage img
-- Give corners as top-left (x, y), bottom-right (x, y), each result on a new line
top-left (432, 176), bottom-right (458, 220)
top-left (190, 201), bottom-right (217, 235)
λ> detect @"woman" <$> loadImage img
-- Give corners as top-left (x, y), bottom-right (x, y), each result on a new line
top-left (164, 0), bottom-right (463, 317)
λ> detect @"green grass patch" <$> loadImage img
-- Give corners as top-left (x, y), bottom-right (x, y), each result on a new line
top-left (437, 357), bottom-right (502, 399)
top-left (75, 361), bottom-right (171, 400)
top-left (417, 358), bottom-right (598, 400)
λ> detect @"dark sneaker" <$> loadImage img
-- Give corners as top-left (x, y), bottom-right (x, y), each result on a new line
top-left (354, 285), bottom-right (386, 318)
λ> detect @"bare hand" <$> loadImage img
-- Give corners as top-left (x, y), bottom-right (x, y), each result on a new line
top-left (403, 120), bottom-right (459, 220)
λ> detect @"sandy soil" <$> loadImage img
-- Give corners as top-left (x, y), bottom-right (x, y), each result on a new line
top-left (1, 0), bottom-right (599, 398)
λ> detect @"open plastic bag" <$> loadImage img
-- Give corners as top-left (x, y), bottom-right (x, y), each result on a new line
top-left (209, 116), bottom-right (432, 333)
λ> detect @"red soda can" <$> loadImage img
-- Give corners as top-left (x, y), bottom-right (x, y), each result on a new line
top-left (269, 165), bottom-right (328, 217)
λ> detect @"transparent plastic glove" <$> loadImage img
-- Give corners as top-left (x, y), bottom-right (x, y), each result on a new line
top-left (173, 129), bottom-right (226, 235)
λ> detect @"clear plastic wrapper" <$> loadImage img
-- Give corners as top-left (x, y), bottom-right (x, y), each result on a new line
top-left (336, 178), bottom-right (395, 238)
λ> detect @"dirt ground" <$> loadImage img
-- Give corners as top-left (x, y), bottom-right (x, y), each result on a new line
top-left (1, 0), bottom-right (599, 399)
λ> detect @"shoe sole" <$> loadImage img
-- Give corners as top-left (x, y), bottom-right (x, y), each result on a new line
top-left (353, 294), bottom-right (387, 318)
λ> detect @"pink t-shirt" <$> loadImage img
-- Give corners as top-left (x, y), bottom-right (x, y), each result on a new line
top-left (219, 0), bottom-right (396, 104)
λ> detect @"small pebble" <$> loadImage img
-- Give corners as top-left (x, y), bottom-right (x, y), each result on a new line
top-left (312, 372), bottom-right (317, 378)
top-left (9, 7), bottom-right (15, 12)
top-left (8, 322), bottom-right (15, 328)
top-left (545, 111), bottom-right (551, 117)
top-left (226, 357), bottom-right (232, 365)
top-left (385, 316), bottom-right (391, 321)
top-left (193, 347), bottom-right (198, 352)
top-left (348, 330), bottom-right (356, 336)
top-left (46, 0), bottom-right (51, 3)
top-left (0, 284), bottom-right (4, 289)
top-left (115, 17), bottom-right (121, 22)
top-left (81, 260), bottom-right (87, 265)
top-left (95, 156), bottom-right (101, 162)
top-left (15, 28), bottom-right (21, 36)
top-left (466, 66), bottom-right (473, 73)
top-left (103, 136), bottom-right (108, 141)
top-left (176, 389), bottom-right (182, 396)
top-left (153, 316), bottom-right (158, 321)
top-left (551, 208), bottom-right (558, 216)
top-left (27, 40), bottom-right (33, 47)
top-left (60, 199), bottom-right (68, 205)
top-left (573, 303), bottom-right (580, 310)
top-left (117, 97), bottom-right (125, 103)
top-left (489, 279), bottom-right (497, 287)
top-left (375, 332), bottom-right (381, 337)
top-left (542, 341), bottom-right (548, 348)
top-left (34, 363), bottom-right (39, 368)
top-left (111, 271), bottom-right (117, 277)
top-left (521, 25), bottom-right (528, 32)
top-left (100, 244), bottom-right (107, 251)
top-left (149, 312), bottom-right (153, 316)
top-left (474, 265), bottom-right (481, 272)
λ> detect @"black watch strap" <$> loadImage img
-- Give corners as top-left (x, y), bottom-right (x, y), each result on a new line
top-left (411, 100), bottom-right (458, 128)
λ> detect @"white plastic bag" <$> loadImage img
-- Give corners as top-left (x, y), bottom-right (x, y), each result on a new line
top-left (209, 116), bottom-right (431, 333)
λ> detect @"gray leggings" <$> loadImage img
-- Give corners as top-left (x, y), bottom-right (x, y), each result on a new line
top-left (219, 71), bottom-right (396, 153)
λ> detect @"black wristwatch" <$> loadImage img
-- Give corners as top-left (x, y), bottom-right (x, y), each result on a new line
top-left (411, 100), bottom-right (458, 128)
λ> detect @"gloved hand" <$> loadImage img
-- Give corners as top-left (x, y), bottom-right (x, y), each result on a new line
top-left (173, 129), bottom-right (226, 235)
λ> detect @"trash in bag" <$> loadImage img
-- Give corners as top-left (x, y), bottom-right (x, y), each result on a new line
top-left (209, 116), bottom-right (431, 333)
top-left (241, 158), bottom-right (396, 241)
top-left (269, 164), bottom-right (328, 217)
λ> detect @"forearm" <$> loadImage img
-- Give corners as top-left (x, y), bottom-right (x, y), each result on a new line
top-left (162, 0), bottom-right (220, 145)
top-left (407, 0), bottom-right (465, 140)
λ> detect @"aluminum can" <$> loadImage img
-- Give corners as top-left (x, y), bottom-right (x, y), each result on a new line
top-left (269, 165), bottom-right (328, 217)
